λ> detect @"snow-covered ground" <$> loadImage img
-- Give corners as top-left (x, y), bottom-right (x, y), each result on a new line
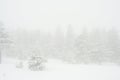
top-left (0, 57), bottom-right (120, 80)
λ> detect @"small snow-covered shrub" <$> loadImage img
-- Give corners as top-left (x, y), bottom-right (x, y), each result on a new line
top-left (28, 56), bottom-right (47, 71)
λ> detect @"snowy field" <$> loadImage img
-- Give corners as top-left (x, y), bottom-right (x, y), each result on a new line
top-left (0, 57), bottom-right (120, 80)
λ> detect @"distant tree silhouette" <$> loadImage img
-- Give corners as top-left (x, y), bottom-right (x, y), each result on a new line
top-left (107, 27), bottom-right (120, 63)
top-left (65, 24), bottom-right (75, 49)
top-left (54, 25), bottom-right (65, 51)
top-left (74, 27), bottom-right (120, 64)
top-left (74, 27), bottom-right (89, 63)
top-left (0, 22), bottom-right (11, 64)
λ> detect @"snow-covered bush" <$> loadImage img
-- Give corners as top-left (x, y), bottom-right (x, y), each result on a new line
top-left (28, 56), bottom-right (47, 71)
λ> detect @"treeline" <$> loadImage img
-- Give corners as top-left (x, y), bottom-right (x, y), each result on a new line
top-left (7, 25), bottom-right (120, 64)
top-left (74, 27), bottom-right (120, 64)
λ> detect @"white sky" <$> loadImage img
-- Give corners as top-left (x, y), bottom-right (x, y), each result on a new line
top-left (0, 0), bottom-right (120, 33)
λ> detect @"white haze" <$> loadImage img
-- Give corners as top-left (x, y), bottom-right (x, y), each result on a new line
top-left (0, 0), bottom-right (120, 33)
top-left (1, 1), bottom-right (120, 80)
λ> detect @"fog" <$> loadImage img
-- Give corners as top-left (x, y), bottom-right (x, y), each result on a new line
top-left (0, 0), bottom-right (120, 62)
top-left (1, 1), bottom-right (120, 80)
top-left (1, 0), bottom-right (120, 33)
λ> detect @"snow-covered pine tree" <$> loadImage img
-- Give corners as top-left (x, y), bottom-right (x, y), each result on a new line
top-left (75, 27), bottom-right (113, 64)
top-left (86, 28), bottom-right (111, 63)
top-left (74, 26), bottom-right (90, 63)
top-left (106, 27), bottom-right (120, 63)
top-left (0, 22), bottom-right (11, 64)
top-left (53, 25), bottom-right (65, 59)
top-left (63, 24), bottom-right (76, 63)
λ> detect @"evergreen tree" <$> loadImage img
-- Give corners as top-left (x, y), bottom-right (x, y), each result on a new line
top-left (74, 27), bottom-right (90, 63)
top-left (107, 27), bottom-right (120, 63)
top-left (65, 24), bottom-right (75, 48)
top-left (87, 28), bottom-right (110, 63)
top-left (0, 22), bottom-right (10, 64)
top-left (75, 27), bottom-right (113, 63)
top-left (53, 25), bottom-right (65, 59)
top-left (54, 25), bottom-right (64, 49)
